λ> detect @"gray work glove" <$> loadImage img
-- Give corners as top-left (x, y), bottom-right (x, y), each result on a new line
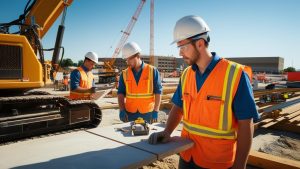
top-left (90, 87), bottom-right (96, 93)
top-left (119, 109), bottom-right (128, 122)
top-left (148, 131), bottom-right (171, 144)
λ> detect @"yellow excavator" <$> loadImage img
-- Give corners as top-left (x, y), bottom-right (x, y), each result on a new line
top-left (0, 0), bottom-right (101, 142)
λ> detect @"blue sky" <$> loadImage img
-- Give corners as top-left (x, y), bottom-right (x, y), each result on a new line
top-left (1, 0), bottom-right (300, 69)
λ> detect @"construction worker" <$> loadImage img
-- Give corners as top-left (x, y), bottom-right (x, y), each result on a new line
top-left (118, 42), bottom-right (162, 123)
top-left (69, 51), bottom-right (98, 100)
top-left (148, 15), bottom-right (260, 169)
top-left (63, 74), bottom-right (69, 91)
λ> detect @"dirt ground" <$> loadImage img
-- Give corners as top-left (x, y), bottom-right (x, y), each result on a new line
top-left (252, 128), bottom-right (300, 161)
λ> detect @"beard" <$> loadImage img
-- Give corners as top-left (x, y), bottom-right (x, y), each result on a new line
top-left (183, 49), bottom-right (200, 65)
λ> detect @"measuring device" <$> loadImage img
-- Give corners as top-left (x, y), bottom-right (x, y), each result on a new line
top-left (131, 117), bottom-right (150, 136)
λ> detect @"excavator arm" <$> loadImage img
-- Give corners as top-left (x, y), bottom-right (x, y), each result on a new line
top-left (23, 0), bottom-right (73, 39)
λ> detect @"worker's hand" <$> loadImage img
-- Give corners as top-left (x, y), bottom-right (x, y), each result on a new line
top-left (119, 110), bottom-right (128, 122)
top-left (90, 87), bottom-right (96, 93)
top-left (90, 93), bottom-right (96, 100)
top-left (151, 110), bottom-right (158, 123)
top-left (148, 130), bottom-right (171, 145)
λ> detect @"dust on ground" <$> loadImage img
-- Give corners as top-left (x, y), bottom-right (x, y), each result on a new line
top-left (253, 128), bottom-right (300, 161)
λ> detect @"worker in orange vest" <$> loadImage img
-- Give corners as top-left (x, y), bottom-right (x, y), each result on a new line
top-left (69, 52), bottom-right (98, 100)
top-left (63, 75), bottom-right (69, 91)
top-left (117, 42), bottom-right (162, 124)
top-left (148, 16), bottom-right (259, 169)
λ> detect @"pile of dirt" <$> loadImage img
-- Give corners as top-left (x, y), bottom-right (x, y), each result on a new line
top-left (258, 135), bottom-right (300, 161)
top-left (141, 154), bottom-right (179, 169)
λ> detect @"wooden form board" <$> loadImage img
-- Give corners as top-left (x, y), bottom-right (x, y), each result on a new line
top-left (0, 131), bottom-right (156, 169)
top-left (248, 150), bottom-right (300, 169)
top-left (87, 123), bottom-right (194, 160)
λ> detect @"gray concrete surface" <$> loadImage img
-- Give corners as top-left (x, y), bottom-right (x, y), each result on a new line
top-left (0, 123), bottom-right (193, 169)
top-left (0, 131), bottom-right (157, 169)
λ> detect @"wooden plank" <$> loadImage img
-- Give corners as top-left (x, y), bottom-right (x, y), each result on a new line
top-left (248, 150), bottom-right (300, 169)
top-left (254, 118), bottom-right (273, 129)
top-left (271, 123), bottom-right (300, 134)
top-left (161, 94), bottom-right (173, 100)
top-left (281, 103), bottom-right (300, 114)
top-left (285, 110), bottom-right (300, 119)
top-left (92, 89), bottom-right (112, 101)
top-left (99, 103), bottom-right (119, 109)
top-left (289, 115), bottom-right (300, 123)
top-left (260, 116), bottom-right (287, 128)
top-left (162, 86), bottom-right (177, 94)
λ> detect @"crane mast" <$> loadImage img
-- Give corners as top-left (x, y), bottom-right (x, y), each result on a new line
top-left (149, 0), bottom-right (155, 66)
top-left (106, 0), bottom-right (146, 69)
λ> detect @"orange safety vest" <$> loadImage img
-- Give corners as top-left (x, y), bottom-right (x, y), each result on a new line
top-left (123, 63), bottom-right (154, 113)
top-left (243, 65), bottom-right (253, 83)
top-left (180, 58), bottom-right (244, 169)
top-left (63, 78), bottom-right (68, 85)
top-left (69, 67), bottom-right (94, 100)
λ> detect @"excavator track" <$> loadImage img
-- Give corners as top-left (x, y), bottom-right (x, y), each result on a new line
top-left (0, 94), bottom-right (102, 143)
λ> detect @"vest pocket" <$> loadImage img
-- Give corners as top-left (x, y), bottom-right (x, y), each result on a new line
top-left (201, 99), bottom-right (222, 128)
top-left (203, 138), bottom-right (235, 163)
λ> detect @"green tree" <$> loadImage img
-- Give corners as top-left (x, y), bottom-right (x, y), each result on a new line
top-left (284, 67), bottom-right (296, 72)
top-left (77, 60), bottom-right (84, 66)
top-left (61, 58), bottom-right (74, 67)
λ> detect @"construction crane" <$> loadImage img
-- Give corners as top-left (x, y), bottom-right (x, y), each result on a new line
top-left (149, 0), bottom-right (155, 66)
top-left (96, 0), bottom-right (146, 83)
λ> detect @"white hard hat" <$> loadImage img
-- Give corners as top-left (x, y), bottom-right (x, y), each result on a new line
top-left (171, 15), bottom-right (210, 44)
top-left (84, 51), bottom-right (99, 64)
top-left (122, 42), bottom-right (141, 59)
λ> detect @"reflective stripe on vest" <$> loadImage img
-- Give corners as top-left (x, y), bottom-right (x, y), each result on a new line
top-left (123, 64), bottom-right (154, 99)
top-left (181, 61), bottom-right (242, 139)
top-left (69, 67), bottom-right (94, 99)
top-left (123, 64), bottom-right (155, 113)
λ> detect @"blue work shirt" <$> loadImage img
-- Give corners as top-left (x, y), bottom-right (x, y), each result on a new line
top-left (118, 61), bottom-right (162, 95)
top-left (70, 65), bottom-right (95, 90)
top-left (172, 53), bottom-right (260, 122)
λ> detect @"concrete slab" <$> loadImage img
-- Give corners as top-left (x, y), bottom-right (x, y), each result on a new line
top-left (0, 131), bottom-right (156, 169)
top-left (87, 123), bottom-right (194, 159)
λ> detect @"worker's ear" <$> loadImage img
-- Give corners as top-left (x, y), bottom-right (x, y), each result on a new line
top-left (197, 39), bottom-right (206, 49)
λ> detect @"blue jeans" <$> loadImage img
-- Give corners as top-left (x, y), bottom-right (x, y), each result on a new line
top-left (126, 111), bottom-right (152, 123)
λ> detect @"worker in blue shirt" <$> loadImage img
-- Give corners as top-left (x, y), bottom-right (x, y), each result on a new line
top-left (172, 52), bottom-right (259, 121)
top-left (70, 52), bottom-right (97, 100)
top-left (118, 42), bottom-right (162, 123)
top-left (148, 15), bottom-right (260, 169)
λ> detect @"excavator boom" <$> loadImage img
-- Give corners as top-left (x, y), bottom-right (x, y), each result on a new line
top-left (24, 0), bottom-right (73, 39)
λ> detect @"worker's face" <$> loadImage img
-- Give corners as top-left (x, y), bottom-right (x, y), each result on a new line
top-left (126, 55), bottom-right (138, 68)
top-left (85, 59), bottom-right (96, 71)
top-left (177, 39), bottom-right (200, 65)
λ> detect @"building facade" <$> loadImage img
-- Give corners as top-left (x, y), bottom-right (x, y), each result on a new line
top-left (226, 57), bottom-right (284, 73)
top-left (98, 56), bottom-right (284, 74)
top-left (99, 55), bottom-right (180, 73)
